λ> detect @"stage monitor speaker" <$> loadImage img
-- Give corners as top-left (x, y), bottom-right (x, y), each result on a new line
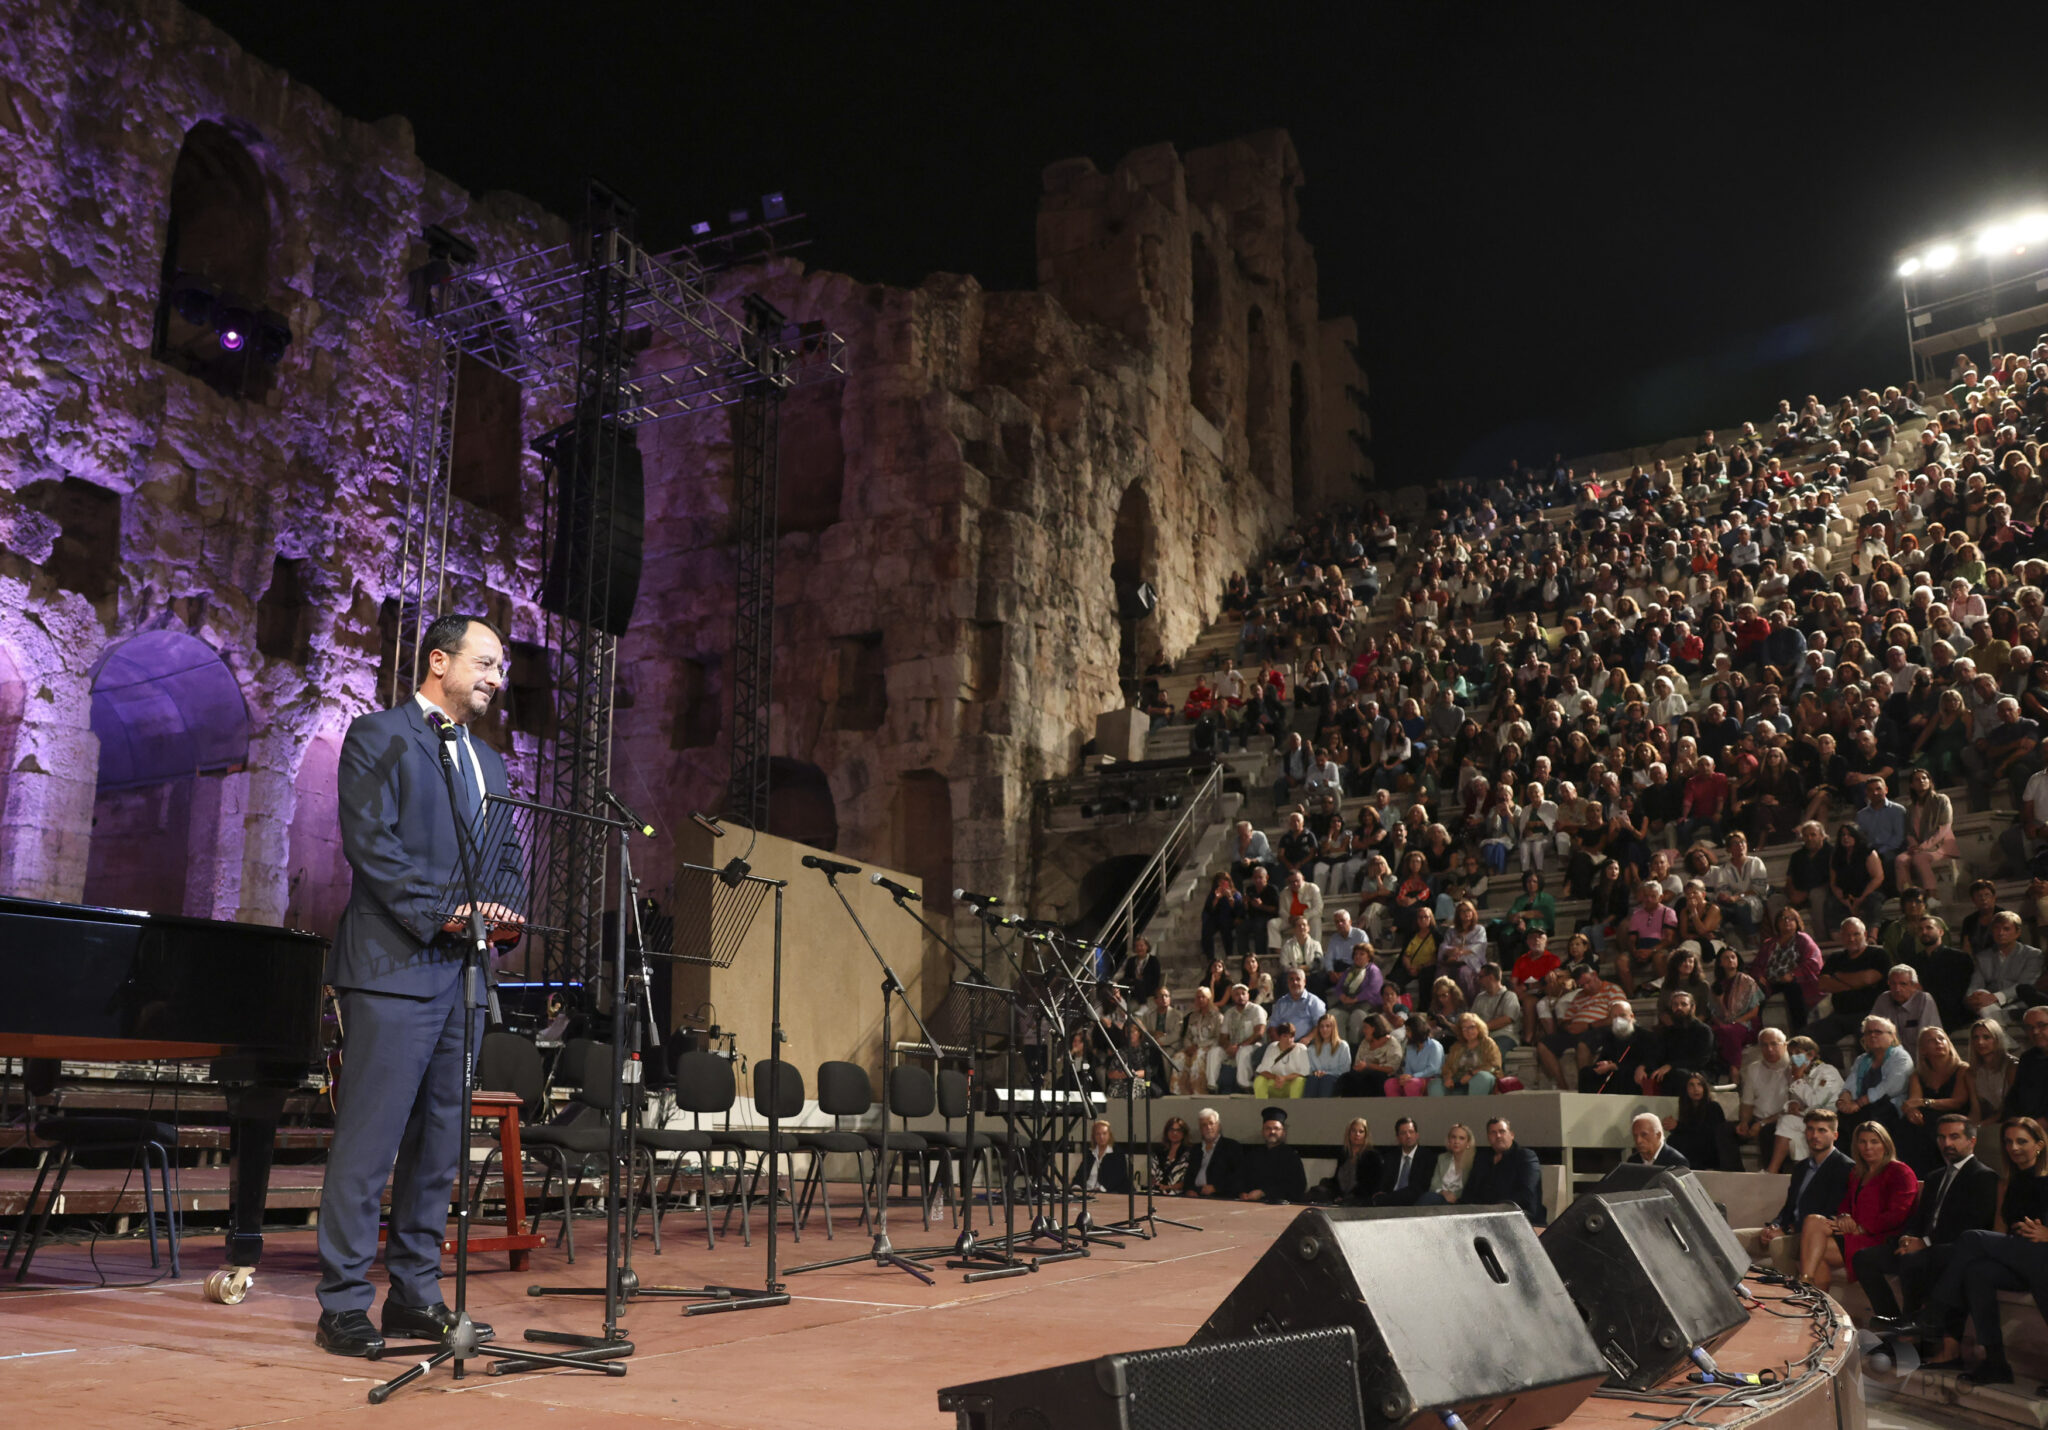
top-left (1540, 1189), bottom-right (1747, 1390)
top-left (537, 419), bottom-right (645, 637)
top-left (938, 1324), bottom-right (1363, 1430)
top-left (1593, 1162), bottom-right (1748, 1288)
top-left (1192, 1207), bottom-right (1607, 1430)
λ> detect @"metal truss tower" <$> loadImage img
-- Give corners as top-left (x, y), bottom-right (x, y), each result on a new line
top-left (725, 294), bottom-right (787, 832)
top-left (390, 190), bottom-right (843, 991)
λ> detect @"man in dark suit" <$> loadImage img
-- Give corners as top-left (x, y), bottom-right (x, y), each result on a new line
top-left (1628, 1112), bottom-right (1690, 1168)
top-left (1236, 1106), bottom-right (1309, 1204)
top-left (1853, 1113), bottom-right (1999, 1321)
top-left (1468, 1117), bottom-right (1545, 1223)
top-left (314, 615), bottom-right (517, 1358)
top-left (1191, 1106), bottom-right (1243, 1198)
top-left (1746, 1109), bottom-right (1854, 1277)
top-left (1373, 1117), bottom-right (1441, 1206)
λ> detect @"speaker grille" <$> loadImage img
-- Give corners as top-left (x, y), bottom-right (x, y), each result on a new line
top-left (1115, 1328), bottom-right (1362, 1430)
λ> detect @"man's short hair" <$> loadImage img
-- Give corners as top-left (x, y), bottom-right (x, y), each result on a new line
top-left (1481, 962), bottom-right (1503, 981)
top-left (1631, 1111), bottom-right (1662, 1131)
top-left (1486, 1117), bottom-right (1510, 1131)
top-left (1887, 964), bottom-right (1918, 982)
top-left (1934, 1112), bottom-right (1974, 1134)
top-left (1272, 1022), bottom-right (1296, 1037)
top-left (1393, 1116), bottom-right (1416, 1133)
top-left (423, 611), bottom-right (502, 662)
top-left (1803, 1108), bottom-right (1839, 1126)
top-left (1198, 1107), bottom-right (1220, 1124)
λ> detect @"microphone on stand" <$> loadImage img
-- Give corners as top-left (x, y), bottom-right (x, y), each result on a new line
top-left (801, 855), bottom-right (862, 876)
top-left (870, 873), bottom-right (920, 902)
top-left (953, 888), bottom-right (1003, 907)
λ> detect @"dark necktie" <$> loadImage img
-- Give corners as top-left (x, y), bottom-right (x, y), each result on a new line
top-left (1396, 1151), bottom-right (1413, 1190)
top-left (453, 730), bottom-right (480, 824)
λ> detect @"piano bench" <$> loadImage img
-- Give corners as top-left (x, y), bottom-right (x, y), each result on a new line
top-left (6, 1116), bottom-right (181, 1283)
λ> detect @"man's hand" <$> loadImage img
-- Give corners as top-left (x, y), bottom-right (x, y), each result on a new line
top-left (445, 902), bottom-right (524, 939)
top-left (2019, 1218), bottom-right (2048, 1243)
top-left (1239, 1189), bottom-right (1266, 1202)
top-left (1896, 1235), bottom-right (1926, 1255)
top-left (1966, 991), bottom-right (1998, 1011)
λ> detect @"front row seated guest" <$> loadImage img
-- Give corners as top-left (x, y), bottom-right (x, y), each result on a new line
top-left (1190, 1107), bottom-right (1242, 1199)
top-left (1372, 1116), bottom-right (1440, 1205)
top-left (1236, 1106), bottom-right (1308, 1203)
top-left (1791, 1120), bottom-right (1918, 1293)
top-left (1312, 1116), bottom-right (1382, 1205)
top-left (1852, 1113), bottom-right (1998, 1323)
top-left (1416, 1122), bottom-right (1477, 1205)
top-left (1745, 1109), bottom-right (1855, 1279)
top-left (1074, 1118), bottom-right (1132, 1195)
top-left (1626, 1111), bottom-right (1690, 1168)
top-left (1465, 1116), bottom-right (1545, 1223)
top-left (1151, 1116), bottom-right (1195, 1195)
top-left (1872, 1115), bottom-right (2048, 1386)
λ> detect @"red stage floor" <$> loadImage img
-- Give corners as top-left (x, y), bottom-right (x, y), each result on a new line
top-left (0, 1198), bottom-right (1856, 1430)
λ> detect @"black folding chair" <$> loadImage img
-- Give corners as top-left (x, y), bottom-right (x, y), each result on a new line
top-left (794, 1061), bottom-right (876, 1238)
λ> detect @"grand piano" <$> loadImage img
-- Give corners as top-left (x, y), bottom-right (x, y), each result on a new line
top-left (0, 894), bottom-right (327, 1295)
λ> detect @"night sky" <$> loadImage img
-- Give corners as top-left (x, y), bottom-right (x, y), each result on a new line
top-left (188, 1), bottom-right (2048, 489)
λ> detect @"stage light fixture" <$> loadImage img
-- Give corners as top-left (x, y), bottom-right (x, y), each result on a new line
top-left (2019, 213), bottom-right (2048, 244)
top-left (1896, 256), bottom-right (1922, 278)
top-left (1925, 243), bottom-right (1959, 272)
top-left (1977, 225), bottom-right (2014, 257)
top-left (214, 306), bottom-right (253, 352)
top-left (727, 207), bottom-right (751, 227)
top-left (690, 220), bottom-right (712, 236)
top-left (761, 191), bottom-right (788, 221)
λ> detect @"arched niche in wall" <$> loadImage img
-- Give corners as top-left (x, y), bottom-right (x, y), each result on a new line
top-left (284, 732), bottom-right (350, 937)
top-left (765, 757), bottom-right (838, 852)
top-left (889, 769), bottom-right (953, 915)
top-left (80, 630), bottom-right (251, 916)
top-left (155, 120), bottom-right (278, 398)
top-left (1246, 305), bottom-right (1277, 487)
top-left (776, 381), bottom-right (845, 533)
top-left (1111, 481), bottom-right (1160, 686)
top-left (1289, 360), bottom-right (1311, 512)
top-left (1188, 233), bottom-right (1226, 427)
top-left (1069, 853), bottom-right (1153, 960)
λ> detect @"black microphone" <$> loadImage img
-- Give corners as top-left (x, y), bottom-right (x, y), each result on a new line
top-left (979, 910), bottom-right (1026, 927)
top-left (953, 888), bottom-right (1003, 906)
top-left (604, 788), bottom-right (656, 838)
top-left (801, 855), bottom-right (862, 876)
top-left (422, 706), bottom-right (460, 743)
top-left (870, 872), bottom-right (920, 902)
top-left (691, 810), bottom-right (726, 838)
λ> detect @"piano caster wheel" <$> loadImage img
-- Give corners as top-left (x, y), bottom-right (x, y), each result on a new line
top-left (205, 1266), bottom-right (255, 1304)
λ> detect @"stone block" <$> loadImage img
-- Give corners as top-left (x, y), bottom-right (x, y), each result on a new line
top-left (1094, 707), bottom-right (1150, 763)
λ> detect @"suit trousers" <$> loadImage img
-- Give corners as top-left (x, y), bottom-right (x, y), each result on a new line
top-left (1926, 1229), bottom-right (2048, 1362)
top-left (316, 978), bottom-right (482, 1314)
top-left (1851, 1241), bottom-right (1947, 1320)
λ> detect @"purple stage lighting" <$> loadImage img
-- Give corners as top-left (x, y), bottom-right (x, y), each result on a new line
top-left (215, 306), bottom-right (253, 352)
top-left (218, 325), bottom-right (244, 351)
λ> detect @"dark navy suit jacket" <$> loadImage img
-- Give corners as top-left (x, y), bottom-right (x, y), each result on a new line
top-left (330, 700), bottom-right (513, 998)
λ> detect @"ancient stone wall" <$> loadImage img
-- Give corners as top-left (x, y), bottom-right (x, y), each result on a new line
top-left (0, 0), bottom-right (560, 915)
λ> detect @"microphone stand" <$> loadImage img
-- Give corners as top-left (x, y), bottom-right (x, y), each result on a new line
top-left (784, 867), bottom-right (944, 1284)
top-left (873, 894), bottom-right (1034, 1281)
top-left (371, 717), bottom-right (625, 1403)
top-left (1031, 931), bottom-right (1132, 1250)
top-left (1024, 926), bottom-right (1122, 1245)
top-left (1099, 986), bottom-right (1201, 1238)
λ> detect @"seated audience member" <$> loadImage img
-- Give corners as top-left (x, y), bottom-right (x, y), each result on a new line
top-left (1218, 984), bottom-right (1267, 1092)
top-left (1617, 880), bottom-right (1678, 996)
top-left (1906, 914), bottom-right (1976, 1033)
top-left (1385, 1010), bottom-right (1445, 1096)
top-left (1372, 1116), bottom-right (1441, 1206)
top-left (1746, 1109), bottom-right (1854, 1277)
top-left (1179, 987), bottom-right (1226, 1095)
top-left (1873, 1116), bottom-right (2048, 1384)
top-left (1839, 1015), bottom-right (1914, 1134)
top-left (1852, 1113), bottom-right (1998, 1323)
top-left (1074, 1118), bottom-right (1132, 1196)
top-left (1900, 1027), bottom-right (1972, 1174)
top-left (1301, 1013), bottom-right (1352, 1098)
top-left (1736, 1028), bottom-right (1795, 1171)
top-left (1965, 910), bottom-right (2046, 1030)
top-left (1627, 1110), bottom-right (1689, 1167)
top-left (1577, 1006), bottom-right (1647, 1095)
top-left (1794, 1120), bottom-right (1916, 1294)
top-left (1436, 1011), bottom-right (1502, 1097)
top-left (1150, 1116), bottom-right (1195, 1196)
top-left (1416, 1122), bottom-right (1479, 1205)
top-left (1870, 965), bottom-right (1938, 1055)
top-left (1803, 919), bottom-right (1888, 1051)
top-left (1638, 990), bottom-right (1714, 1096)
top-left (1190, 1107), bottom-right (1242, 1199)
top-left (1311, 1117), bottom-right (1382, 1206)
top-left (1539, 962), bottom-right (1628, 1091)
top-left (1667, 1070), bottom-right (1737, 1170)
top-left (2007, 1005), bottom-right (2048, 1122)
top-left (1466, 1116), bottom-right (1546, 1223)
top-left (1469, 962), bottom-right (1521, 1053)
top-left (1268, 967), bottom-right (1327, 1054)
top-left (1235, 1106), bottom-right (1308, 1204)
top-left (1330, 948), bottom-right (1385, 1042)
top-left (1708, 944), bottom-right (1765, 1072)
top-left (1969, 1019), bottom-right (2018, 1124)
top-left (1754, 906), bottom-right (1824, 1033)
top-left (1251, 1020), bottom-right (1312, 1100)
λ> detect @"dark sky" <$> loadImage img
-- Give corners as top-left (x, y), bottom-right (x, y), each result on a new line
top-left (188, 2), bottom-right (2048, 488)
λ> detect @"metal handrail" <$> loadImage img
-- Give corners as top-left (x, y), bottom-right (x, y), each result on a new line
top-left (1077, 761), bottom-right (1227, 961)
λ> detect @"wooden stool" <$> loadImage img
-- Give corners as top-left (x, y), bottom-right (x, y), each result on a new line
top-left (378, 1090), bottom-right (545, 1270)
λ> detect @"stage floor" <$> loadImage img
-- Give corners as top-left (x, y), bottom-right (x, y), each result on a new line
top-left (0, 1198), bottom-right (1855, 1430)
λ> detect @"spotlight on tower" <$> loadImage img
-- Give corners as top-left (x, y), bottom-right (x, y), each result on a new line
top-left (1896, 256), bottom-right (1922, 278)
top-left (1924, 243), bottom-right (1959, 272)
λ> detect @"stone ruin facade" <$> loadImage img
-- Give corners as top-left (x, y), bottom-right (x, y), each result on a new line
top-left (0, 0), bottom-right (1369, 958)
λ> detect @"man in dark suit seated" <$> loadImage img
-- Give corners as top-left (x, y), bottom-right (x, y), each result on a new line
top-left (1191, 1106), bottom-right (1242, 1199)
top-left (1372, 1116), bottom-right (1441, 1206)
top-left (1236, 1106), bottom-right (1309, 1204)
top-left (1853, 1113), bottom-right (1998, 1323)
top-left (1745, 1109), bottom-right (1854, 1277)
top-left (1467, 1116), bottom-right (1545, 1223)
top-left (1627, 1111), bottom-right (1690, 1168)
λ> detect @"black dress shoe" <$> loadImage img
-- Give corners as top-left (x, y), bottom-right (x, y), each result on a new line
top-left (382, 1300), bottom-right (495, 1344)
top-left (315, 1309), bottom-right (386, 1358)
top-left (1962, 1361), bottom-right (2014, 1387)
top-left (1870, 1316), bottom-right (1940, 1340)
top-left (1922, 1357), bottom-right (1966, 1372)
